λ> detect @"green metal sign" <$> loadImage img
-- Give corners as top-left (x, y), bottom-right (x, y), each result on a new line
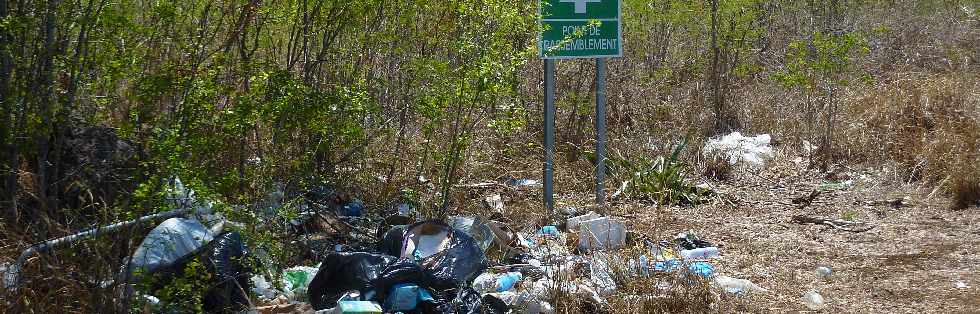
top-left (539, 0), bottom-right (622, 59)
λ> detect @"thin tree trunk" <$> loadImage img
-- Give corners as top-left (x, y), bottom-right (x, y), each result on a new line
top-left (708, 0), bottom-right (723, 134)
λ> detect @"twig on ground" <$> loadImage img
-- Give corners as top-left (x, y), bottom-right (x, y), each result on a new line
top-left (792, 215), bottom-right (874, 232)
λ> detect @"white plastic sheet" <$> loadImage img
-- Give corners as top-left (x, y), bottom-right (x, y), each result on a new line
top-left (703, 132), bottom-right (774, 168)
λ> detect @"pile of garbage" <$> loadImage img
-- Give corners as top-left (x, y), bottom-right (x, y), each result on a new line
top-left (6, 178), bottom-right (768, 313)
top-left (243, 201), bottom-right (766, 314)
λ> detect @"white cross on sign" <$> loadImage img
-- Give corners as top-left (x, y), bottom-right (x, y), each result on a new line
top-left (560, 0), bottom-right (601, 14)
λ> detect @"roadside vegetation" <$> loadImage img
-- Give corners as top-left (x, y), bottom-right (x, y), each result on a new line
top-left (0, 0), bottom-right (977, 312)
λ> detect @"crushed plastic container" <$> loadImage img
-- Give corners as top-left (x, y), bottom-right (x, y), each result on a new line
top-left (687, 262), bottom-right (715, 278)
top-left (816, 266), bottom-right (833, 278)
top-left (566, 211), bottom-right (601, 230)
top-left (680, 247), bottom-right (720, 260)
top-left (473, 272), bottom-right (498, 293)
top-left (337, 301), bottom-right (382, 314)
top-left (578, 217), bottom-right (626, 251)
top-left (803, 290), bottom-right (826, 310)
top-left (448, 216), bottom-right (495, 252)
top-left (712, 275), bottom-right (768, 294)
top-left (538, 225), bottom-right (559, 237)
top-left (250, 275), bottom-right (277, 300)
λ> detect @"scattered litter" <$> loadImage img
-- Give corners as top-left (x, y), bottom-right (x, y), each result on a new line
top-left (703, 132), bottom-right (774, 168)
top-left (283, 265), bottom-right (320, 301)
top-left (506, 178), bottom-right (541, 188)
top-left (336, 300), bottom-right (383, 314)
top-left (128, 217), bottom-right (217, 275)
top-left (255, 302), bottom-right (314, 314)
top-left (566, 211), bottom-right (601, 230)
top-left (792, 215), bottom-right (874, 232)
top-left (338, 199), bottom-right (364, 217)
top-left (448, 216), bottom-right (496, 252)
top-left (483, 194), bottom-right (504, 213)
top-left (816, 266), bottom-right (833, 279)
top-left (680, 247), bottom-right (720, 260)
top-left (578, 217), bottom-right (626, 251)
top-left (818, 180), bottom-right (854, 191)
top-left (712, 275), bottom-right (768, 294)
top-left (955, 281), bottom-right (970, 289)
top-left (537, 225), bottom-right (559, 237)
top-left (803, 290), bottom-right (826, 310)
top-left (112, 181), bottom-right (762, 313)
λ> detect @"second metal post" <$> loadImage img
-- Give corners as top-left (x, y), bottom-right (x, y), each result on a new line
top-left (595, 58), bottom-right (607, 205)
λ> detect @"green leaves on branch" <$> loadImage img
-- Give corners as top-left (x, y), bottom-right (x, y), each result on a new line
top-left (774, 31), bottom-right (870, 91)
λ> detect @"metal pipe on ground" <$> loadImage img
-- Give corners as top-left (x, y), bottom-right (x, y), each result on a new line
top-left (2, 208), bottom-right (188, 291)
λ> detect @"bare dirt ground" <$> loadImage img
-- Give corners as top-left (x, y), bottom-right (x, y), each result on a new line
top-left (601, 149), bottom-right (980, 313)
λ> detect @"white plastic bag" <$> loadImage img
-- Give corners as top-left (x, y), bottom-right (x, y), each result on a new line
top-left (129, 217), bottom-right (214, 274)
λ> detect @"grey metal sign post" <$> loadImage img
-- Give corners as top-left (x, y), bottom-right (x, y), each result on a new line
top-left (540, 0), bottom-right (621, 215)
top-left (594, 58), bottom-right (607, 205)
top-left (543, 60), bottom-right (556, 213)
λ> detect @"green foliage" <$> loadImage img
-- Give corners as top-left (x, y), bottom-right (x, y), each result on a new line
top-left (141, 259), bottom-right (212, 313)
top-left (774, 31), bottom-right (870, 91)
top-left (608, 140), bottom-right (711, 206)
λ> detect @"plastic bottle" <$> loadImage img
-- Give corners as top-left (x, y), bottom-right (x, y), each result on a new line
top-left (495, 272), bottom-right (523, 292)
top-left (803, 290), bottom-right (826, 310)
top-left (680, 247), bottom-right (719, 259)
top-left (472, 273), bottom-right (497, 293)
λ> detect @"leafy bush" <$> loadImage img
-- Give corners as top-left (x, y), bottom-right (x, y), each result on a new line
top-left (609, 140), bottom-right (711, 206)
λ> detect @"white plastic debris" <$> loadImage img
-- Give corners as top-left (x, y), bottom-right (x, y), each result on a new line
top-left (484, 194), bottom-right (504, 213)
top-left (589, 261), bottom-right (617, 296)
top-left (955, 281), bottom-right (970, 289)
top-left (566, 211), bottom-right (601, 230)
top-left (578, 217), bottom-right (626, 251)
top-left (129, 217), bottom-right (215, 274)
top-left (816, 266), bottom-right (833, 278)
top-left (803, 290), bottom-right (826, 310)
top-left (712, 275), bottom-right (768, 294)
top-left (473, 272), bottom-right (499, 293)
top-left (250, 275), bottom-right (278, 300)
top-left (703, 132), bottom-right (774, 168)
top-left (283, 265), bottom-right (320, 301)
top-left (0, 263), bottom-right (8, 289)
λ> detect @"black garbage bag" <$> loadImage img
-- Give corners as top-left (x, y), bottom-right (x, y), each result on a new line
top-left (309, 221), bottom-right (486, 311)
top-left (141, 231), bottom-right (253, 313)
top-left (308, 252), bottom-right (397, 310)
top-left (418, 287), bottom-right (485, 314)
top-left (201, 231), bottom-right (252, 313)
top-left (378, 220), bottom-right (487, 289)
